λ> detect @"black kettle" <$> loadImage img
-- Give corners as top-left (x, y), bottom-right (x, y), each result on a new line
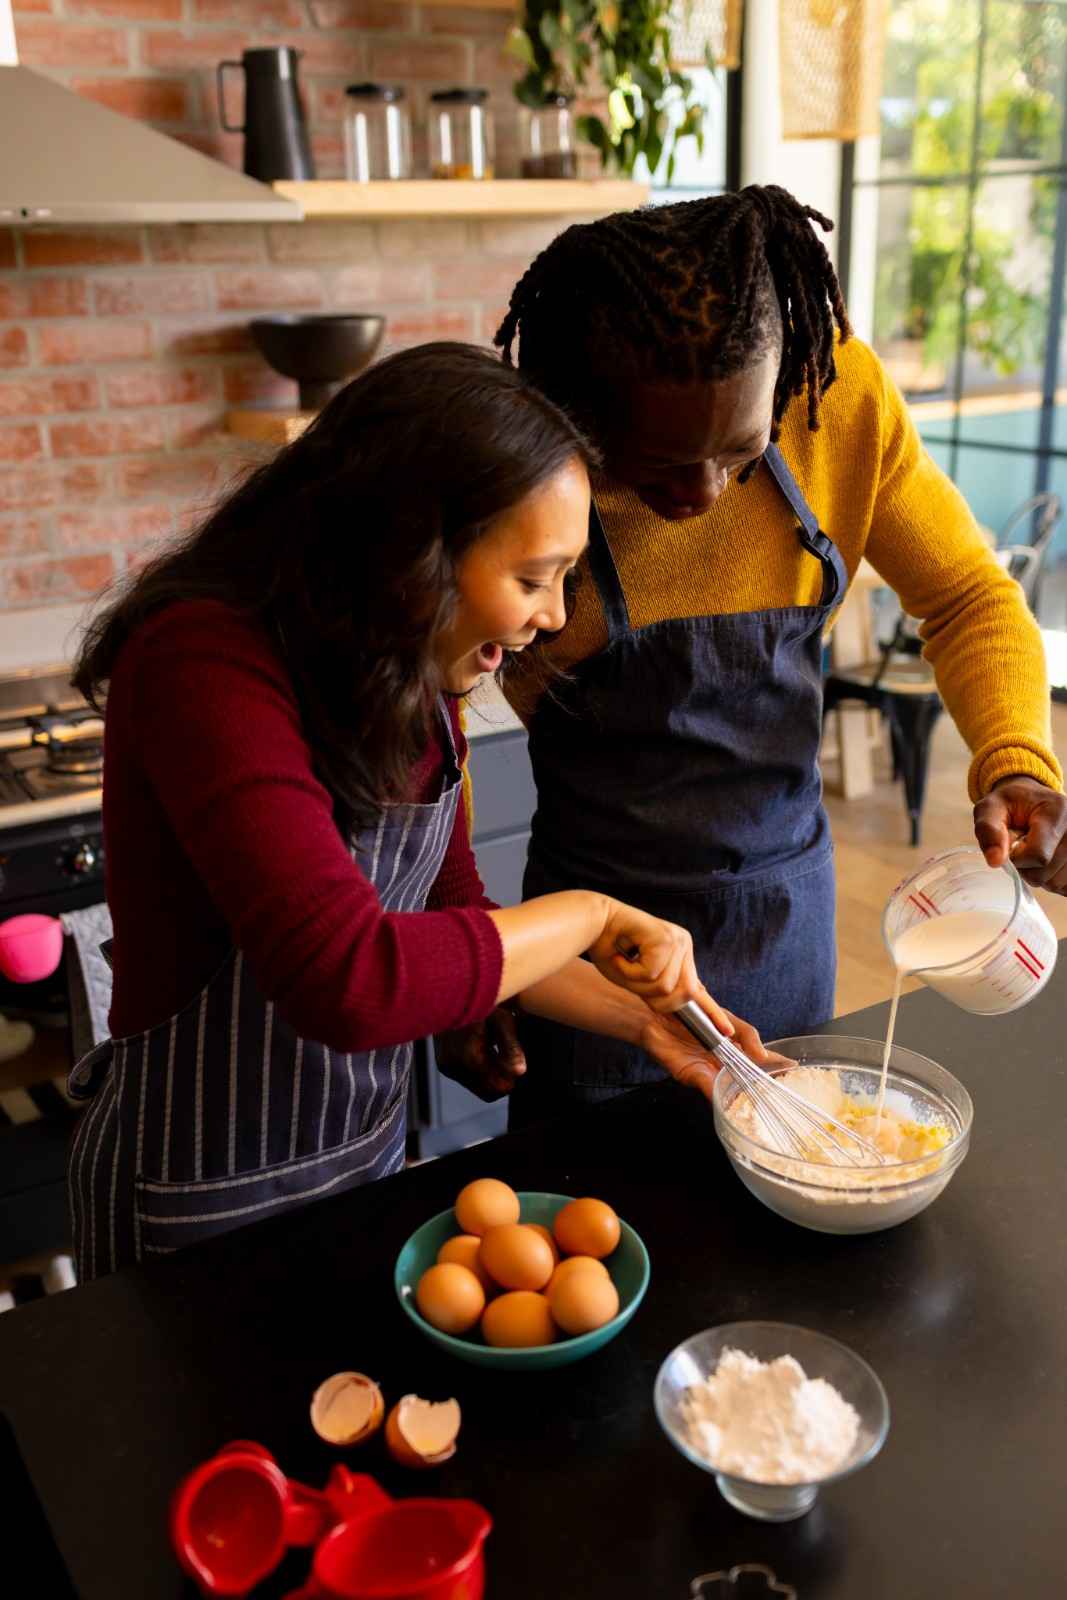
top-left (217, 46), bottom-right (315, 183)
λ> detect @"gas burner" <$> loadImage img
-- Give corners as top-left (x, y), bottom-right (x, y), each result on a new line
top-left (0, 671), bottom-right (105, 827)
top-left (42, 734), bottom-right (103, 779)
top-left (27, 710), bottom-right (105, 785)
top-left (21, 762), bottom-right (103, 798)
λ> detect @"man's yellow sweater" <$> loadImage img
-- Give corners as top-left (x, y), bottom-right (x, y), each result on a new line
top-left (504, 336), bottom-right (1062, 803)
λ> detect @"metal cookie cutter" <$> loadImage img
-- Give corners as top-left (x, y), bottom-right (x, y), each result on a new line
top-left (690, 1564), bottom-right (797, 1599)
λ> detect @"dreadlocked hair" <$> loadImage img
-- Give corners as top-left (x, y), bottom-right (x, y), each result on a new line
top-left (495, 185), bottom-right (851, 468)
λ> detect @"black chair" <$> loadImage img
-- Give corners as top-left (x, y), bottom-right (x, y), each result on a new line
top-left (990, 491), bottom-right (1061, 611)
top-left (823, 618), bottom-right (942, 846)
top-left (823, 491), bottom-right (1063, 846)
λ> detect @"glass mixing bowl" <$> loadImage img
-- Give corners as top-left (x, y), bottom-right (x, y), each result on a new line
top-left (712, 1035), bottom-right (973, 1235)
top-left (654, 1322), bottom-right (890, 1520)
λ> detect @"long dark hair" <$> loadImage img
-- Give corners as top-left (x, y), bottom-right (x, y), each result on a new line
top-left (495, 185), bottom-right (851, 471)
top-left (74, 342), bottom-right (594, 835)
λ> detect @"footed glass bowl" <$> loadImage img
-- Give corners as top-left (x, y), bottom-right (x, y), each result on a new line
top-left (654, 1321), bottom-right (890, 1521)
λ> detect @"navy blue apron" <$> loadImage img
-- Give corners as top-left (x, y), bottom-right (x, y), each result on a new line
top-left (510, 445), bottom-right (849, 1125)
top-left (68, 701), bottom-right (463, 1282)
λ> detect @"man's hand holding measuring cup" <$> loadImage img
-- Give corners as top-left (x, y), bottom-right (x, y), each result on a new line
top-left (974, 774), bottom-right (1067, 894)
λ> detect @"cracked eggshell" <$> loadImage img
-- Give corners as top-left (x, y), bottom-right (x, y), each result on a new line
top-left (384, 1395), bottom-right (461, 1468)
top-left (310, 1371), bottom-right (385, 1446)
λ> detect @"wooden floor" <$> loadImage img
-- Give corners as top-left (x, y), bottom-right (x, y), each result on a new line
top-left (825, 704), bottom-right (1067, 1015)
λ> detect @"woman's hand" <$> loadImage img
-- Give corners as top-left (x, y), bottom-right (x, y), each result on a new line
top-left (639, 1009), bottom-right (787, 1103)
top-left (588, 900), bottom-right (734, 1023)
top-left (974, 775), bottom-right (1067, 893)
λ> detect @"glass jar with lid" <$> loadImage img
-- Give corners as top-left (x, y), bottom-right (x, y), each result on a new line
top-left (521, 95), bottom-right (578, 179)
top-left (344, 83), bottom-right (411, 182)
top-left (429, 87), bottom-right (494, 180)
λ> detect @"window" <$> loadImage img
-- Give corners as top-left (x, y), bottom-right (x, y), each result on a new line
top-left (641, 63), bottom-right (740, 202)
top-left (842, 0), bottom-right (1067, 608)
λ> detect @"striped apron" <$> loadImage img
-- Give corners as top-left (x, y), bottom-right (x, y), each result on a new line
top-left (68, 700), bottom-right (462, 1282)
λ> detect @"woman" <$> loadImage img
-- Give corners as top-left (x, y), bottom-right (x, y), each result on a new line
top-left (67, 343), bottom-right (762, 1283)
top-left (479, 184), bottom-right (1067, 1126)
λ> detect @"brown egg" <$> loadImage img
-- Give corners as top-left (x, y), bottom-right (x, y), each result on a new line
top-left (481, 1290), bottom-right (556, 1348)
top-left (437, 1233), bottom-right (497, 1294)
top-left (527, 1223), bottom-right (561, 1265)
top-left (548, 1254), bottom-right (610, 1293)
top-left (548, 1270), bottom-right (620, 1336)
top-left (415, 1262), bottom-right (485, 1335)
top-left (454, 1178), bottom-right (520, 1236)
top-left (478, 1223), bottom-right (555, 1292)
top-left (553, 1197), bottom-right (621, 1259)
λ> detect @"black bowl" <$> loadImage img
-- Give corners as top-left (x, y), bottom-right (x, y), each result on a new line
top-left (249, 313), bottom-right (386, 410)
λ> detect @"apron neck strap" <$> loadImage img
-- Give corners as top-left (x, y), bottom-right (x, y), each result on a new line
top-left (587, 448), bottom-right (848, 632)
top-left (762, 443), bottom-right (849, 609)
top-left (586, 498), bottom-right (632, 641)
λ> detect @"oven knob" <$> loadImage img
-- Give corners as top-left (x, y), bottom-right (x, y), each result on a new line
top-left (67, 842), bottom-right (98, 875)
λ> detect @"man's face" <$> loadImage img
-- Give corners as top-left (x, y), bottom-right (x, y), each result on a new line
top-left (600, 350), bottom-right (779, 521)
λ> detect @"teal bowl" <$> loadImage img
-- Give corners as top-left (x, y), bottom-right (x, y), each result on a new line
top-left (394, 1192), bottom-right (650, 1370)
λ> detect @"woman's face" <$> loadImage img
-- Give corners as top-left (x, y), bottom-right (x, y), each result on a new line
top-left (601, 350), bottom-right (778, 521)
top-left (436, 455), bottom-right (591, 694)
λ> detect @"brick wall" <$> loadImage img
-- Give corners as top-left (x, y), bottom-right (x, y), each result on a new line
top-left (1, 1), bottom-right (592, 613)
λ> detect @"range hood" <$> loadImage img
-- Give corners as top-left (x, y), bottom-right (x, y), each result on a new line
top-left (0, 64), bottom-right (302, 224)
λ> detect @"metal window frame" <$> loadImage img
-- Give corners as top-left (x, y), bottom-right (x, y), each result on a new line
top-left (838, 0), bottom-right (1067, 498)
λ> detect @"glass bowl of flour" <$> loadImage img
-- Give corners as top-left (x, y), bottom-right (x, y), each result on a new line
top-left (713, 1036), bottom-right (973, 1234)
top-left (654, 1321), bottom-right (890, 1520)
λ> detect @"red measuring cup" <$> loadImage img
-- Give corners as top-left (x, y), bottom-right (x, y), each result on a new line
top-left (170, 1441), bottom-right (337, 1596)
top-left (284, 1482), bottom-right (492, 1600)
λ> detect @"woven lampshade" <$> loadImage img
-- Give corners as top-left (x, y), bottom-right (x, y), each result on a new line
top-left (779, 0), bottom-right (889, 140)
top-left (669, 0), bottom-right (743, 70)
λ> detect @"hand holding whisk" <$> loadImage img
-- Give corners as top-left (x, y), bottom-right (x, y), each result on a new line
top-left (613, 937), bottom-right (883, 1168)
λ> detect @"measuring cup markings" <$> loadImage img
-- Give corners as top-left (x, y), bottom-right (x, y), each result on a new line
top-left (884, 848), bottom-right (1057, 1016)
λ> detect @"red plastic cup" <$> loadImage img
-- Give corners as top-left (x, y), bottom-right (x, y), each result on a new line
top-left (286, 1496), bottom-right (492, 1600)
top-left (171, 1444), bottom-right (491, 1600)
top-left (0, 914), bottom-right (64, 983)
top-left (170, 1443), bottom-right (332, 1597)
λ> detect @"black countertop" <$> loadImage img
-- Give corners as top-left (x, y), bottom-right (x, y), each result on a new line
top-left (2, 956), bottom-right (1066, 1598)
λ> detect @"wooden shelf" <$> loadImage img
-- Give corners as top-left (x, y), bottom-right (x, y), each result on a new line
top-left (227, 408), bottom-right (313, 446)
top-left (273, 179), bottom-right (649, 220)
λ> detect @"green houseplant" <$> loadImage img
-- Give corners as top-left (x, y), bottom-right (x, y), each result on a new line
top-left (507, 0), bottom-right (712, 180)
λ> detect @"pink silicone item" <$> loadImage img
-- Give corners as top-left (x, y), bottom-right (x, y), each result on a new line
top-left (0, 914), bottom-right (64, 983)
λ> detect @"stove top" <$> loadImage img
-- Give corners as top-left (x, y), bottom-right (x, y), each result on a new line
top-left (0, 666), bottom-right (103, 829)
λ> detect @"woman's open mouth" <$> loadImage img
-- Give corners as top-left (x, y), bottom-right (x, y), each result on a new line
top-left (475, 642), bottom-right (504, 672)
top-left (475, 639), bottom-right (531, 672)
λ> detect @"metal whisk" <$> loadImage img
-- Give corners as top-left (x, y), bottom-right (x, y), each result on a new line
top-left (674, 1000), bottom-right (884, 1168)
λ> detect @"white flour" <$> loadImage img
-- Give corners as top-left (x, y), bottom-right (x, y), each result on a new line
top-left (680, 1347), bottom-right (859, 1483)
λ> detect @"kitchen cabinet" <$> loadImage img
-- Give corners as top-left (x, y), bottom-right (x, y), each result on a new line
top-left (408, 726), bottom-right (536, 1157)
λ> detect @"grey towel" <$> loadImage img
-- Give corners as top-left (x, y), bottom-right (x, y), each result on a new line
top-left (60, 903), bottom-right (114, 1059)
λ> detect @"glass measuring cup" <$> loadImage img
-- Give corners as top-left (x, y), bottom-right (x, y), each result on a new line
top-left (883, 846), bottom-right (1057, 1014)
